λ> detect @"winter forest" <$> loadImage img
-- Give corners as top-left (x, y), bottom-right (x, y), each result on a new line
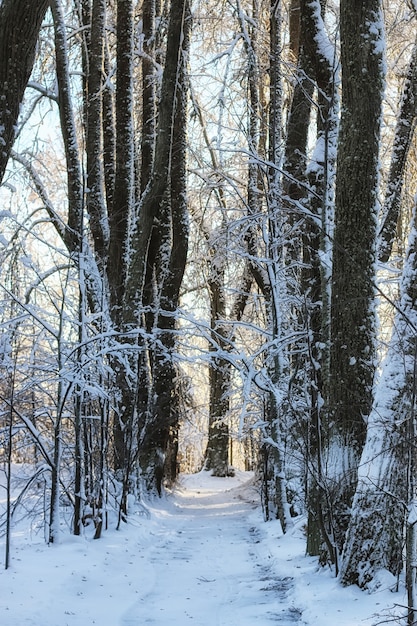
top-left (1, 0), bottom-right (417, 622)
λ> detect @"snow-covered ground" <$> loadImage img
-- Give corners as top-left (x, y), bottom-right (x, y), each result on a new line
top-left (0, 469), bottom-right (405, 625)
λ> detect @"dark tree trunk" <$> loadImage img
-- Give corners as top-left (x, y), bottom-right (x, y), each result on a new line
top-left (205, 242), bottom-right (232, 477)
top-left (289, 0), bottom-right (301, 60)
top-left (130, 0), bottom-right (191, 495)
top-left (50, 0), bottom-right (83, 253)
top-left (282, 0), bottom-right (315, 267)
top-left (125, 0), bottom-right (190, 307)
top-left (378, 33), bottom-right (417, 263)
top-left (294, 0), bottom-right (339, 560)
top-left (140, 0), bottom-right (156, 197)
top-left (102, 44), bottom-right (116, 230)
top-left (108, 0), bottom-right (134, 314)
top-left (249, 0), bottom-right (292, 532)
top-left (0, 0), bottom-right (49, 184)
top-left (84, 0), bottom-right (108, 266)
top-left (329, 0), bottom-right (384, 555)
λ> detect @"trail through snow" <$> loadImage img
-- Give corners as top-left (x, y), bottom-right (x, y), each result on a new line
top-left (0, 468), bottom-right (406, 625)
top-left (121, 472), bottom-right (301, 625)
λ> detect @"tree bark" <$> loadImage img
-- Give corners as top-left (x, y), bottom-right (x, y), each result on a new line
top-left (140, 0), bottom-right (157, 197)
top-left (108, 0), bottom-right (134, 314)
top-left (378, 33), bottom-right (417, 263)
top-left (0, 0), bottom-right (49, 184)
top-left (339, 206), bottom-right (417, 588)
top-left (131, 0), bottom-right (192, 495)
top-left (205, 229), bottom-right (232, 477)
top-left (329, 0), bottom-right (384, 554)
top-left (125, 0), bottom-right (189, 313)
top-left (50, 0), bottom-right (83, 254)
top-left (296, 0), bottom-right (339, 560)
top-left (84, 0), bottom-right (108, 267)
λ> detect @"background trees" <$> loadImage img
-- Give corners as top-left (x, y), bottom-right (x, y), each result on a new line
top-left (0, 0), bottom-right (193, 536)
top-left (2, 0), bottom-right (417, 611)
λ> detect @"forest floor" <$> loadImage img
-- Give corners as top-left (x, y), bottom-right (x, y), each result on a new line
top-left (0, 469), bottom-right (406, 625)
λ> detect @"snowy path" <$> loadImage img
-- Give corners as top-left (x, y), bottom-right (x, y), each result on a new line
top-left (121, 472), bottom-right (302, 625)
top-left (2, 469), bottom-right (403, 625)
top-left (1, 470), bottom-right (302, 626)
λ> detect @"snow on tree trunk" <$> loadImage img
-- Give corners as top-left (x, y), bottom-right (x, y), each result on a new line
top-left (245, 0), bottom-right (295, 533)
top-left (339, 212), bottom-right (417, 589)
top-left (205, 354), bottom-right (232, 478)
top-left (293, 0), bottom-right (339, 560)
top-left (107, 0), bottom-right (135, 511)
top-left (252, 0), bottom-right (292, 532)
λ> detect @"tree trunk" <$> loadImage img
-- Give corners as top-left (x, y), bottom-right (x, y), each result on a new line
top-left (0, 0), bottom-right (49, 184)
top-left (84, 0), bottom-right (108, 267)
top-left (134, 0), bottom-right (191, 495)
top-left (108, 0), bottom-right (134, 313)
top-left (140, 0), bottom-right (157, 197)
top-left (297, 0), bottom-right (339, 560)
top-left (205, 251), bottom-right (232, 476)
top-left (50, 0), bottom-right (83, 254)
top-left (329, 0), bottom-right (384, 554)
top-left (254, 0), bottom-right (292, 531)
top-left (378, 33), bottom-right (417, 263)
top-left (125, 0), bottom-right (189, 307)
top-left (339, 203), bottom-right (417, 588)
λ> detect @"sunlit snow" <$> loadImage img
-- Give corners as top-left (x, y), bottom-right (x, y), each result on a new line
top-left (0, 469), bottom-right (404, 625)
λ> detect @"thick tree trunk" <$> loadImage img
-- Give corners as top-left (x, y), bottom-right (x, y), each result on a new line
top-left (289, 0), bottom-right (301, 60)
top-left (84, 0), bottom-right (108, 266)
top-left (282, 1), bottom-right (315, 258)
top-left (0, 0), bottom-right (49, 184)
top-left (204, 217), bottom-right (232, 478)
top-left (339, 207), bottom-right (417, 588)
top-left (125, 0), bottom-right (189, 308)
top-left (102, 44), bottom-right (116, 221)
top-left (103, 3), bottom-right (133, 502)
top-left (329, 0), bottom-right (384, 554)
top-left (135, 0), bottom-right (191, 495)
top-left (205, 348), bottom-right (231, 477)
top-left (161, 40), bottom-right (190, 485)
top-left (108, 0), bottom-right (134, 313)
top-left (298, 0), bottom-right (339, 560)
